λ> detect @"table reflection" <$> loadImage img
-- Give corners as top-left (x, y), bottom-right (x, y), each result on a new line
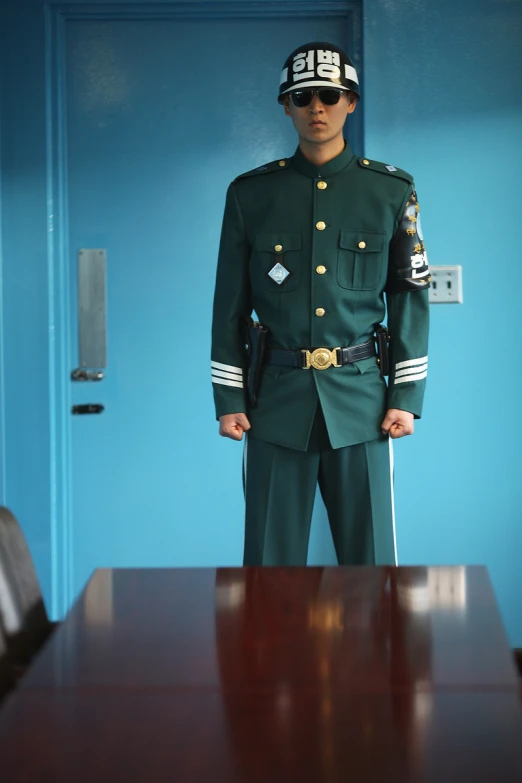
top-left (214, 567), bottom-right (439, 779)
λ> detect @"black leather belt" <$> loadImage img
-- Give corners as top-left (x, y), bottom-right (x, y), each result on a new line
top-left (267, 339), bottom-right (376, 371)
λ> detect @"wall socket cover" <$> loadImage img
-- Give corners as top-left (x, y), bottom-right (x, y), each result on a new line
top-left (428, 265), bottom-right (463, 304)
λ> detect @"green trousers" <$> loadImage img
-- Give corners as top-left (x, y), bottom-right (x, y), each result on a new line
top-left (243, 406), bottom-right (397, 566)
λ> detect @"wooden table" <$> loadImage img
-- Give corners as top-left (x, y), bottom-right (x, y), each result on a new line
top-left (1, 566), bottom-right (521, 781)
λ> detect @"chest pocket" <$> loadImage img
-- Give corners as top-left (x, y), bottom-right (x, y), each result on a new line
top-left (337, 230), bottom-right (386, 291)
top-left (251, 232), bottom-right (302, 292)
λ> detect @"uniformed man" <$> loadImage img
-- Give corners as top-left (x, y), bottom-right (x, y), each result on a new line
top-left (211, 42), bottom-right (430, 567)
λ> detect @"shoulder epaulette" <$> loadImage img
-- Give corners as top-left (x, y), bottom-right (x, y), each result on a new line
top-left (357, 157), bottom-right (413, 185)
top-left (234, 158), bottom-right (290, 182)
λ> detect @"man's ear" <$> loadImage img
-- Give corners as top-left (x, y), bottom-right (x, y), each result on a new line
top-left (282, 97), bottom-right (291, 117)
top-left (346, 92), bottom-right (358, 115)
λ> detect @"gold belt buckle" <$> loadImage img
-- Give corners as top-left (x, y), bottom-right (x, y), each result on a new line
top-left (302, 347), bottom-right (342, 370)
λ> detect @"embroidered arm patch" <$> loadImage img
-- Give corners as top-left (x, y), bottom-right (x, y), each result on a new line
top-left (387, 189), bottom-right (431, 294)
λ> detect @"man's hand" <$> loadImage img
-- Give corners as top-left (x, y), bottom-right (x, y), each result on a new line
top-left (381, 409), bottom-right (414, 439)
top-left (219, 413), bottom-right (251, 441)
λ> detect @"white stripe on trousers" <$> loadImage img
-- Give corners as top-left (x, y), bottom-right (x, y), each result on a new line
top-left (242, 432), bottom-right (248, 496)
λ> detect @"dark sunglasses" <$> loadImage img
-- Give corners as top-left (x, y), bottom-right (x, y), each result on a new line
top-left (290, 88), bottom-right (343, 108)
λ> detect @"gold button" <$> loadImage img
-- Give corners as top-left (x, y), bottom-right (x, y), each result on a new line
top-left (274, 244), bottom-right (283, 252)
top-left (362, 159), bottom-right (370, 165)
top-left (316, 265), bottom-right (327, 275)
top-left (316, 221), bottom-right (326, 231)
top-left (315, 308), bottom-right (325, 317)
top-left (317, 181), bottom-right (327, 190)
top-left (279, 160), bottom-right (286, 167)
top-left (358, 241), bottom-right (366, 249)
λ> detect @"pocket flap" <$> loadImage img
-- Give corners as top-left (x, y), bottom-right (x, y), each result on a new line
top-left (255, 232), bottom-right (302, 252)
top-left (339, 230), bottom-right (385, 253)
top-left (353, 356), bottom-right (379, 374)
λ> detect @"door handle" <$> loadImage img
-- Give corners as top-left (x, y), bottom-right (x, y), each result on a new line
top-left (71, 368), bottom-right (104, 382)
top-left (72, 404), bottom-right (104, 415)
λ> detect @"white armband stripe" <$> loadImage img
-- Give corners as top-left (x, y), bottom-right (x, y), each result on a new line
top-left (395, 363), bottom-right (428, 379)
top-left (395, 356), bottom-right (428, 370)
top-left (394, 370), bottom-right (427, 385)
top-left (212, 369), bottom-right (245, 382)
top-left (212, 376), bottom-right (244, 389)
top-left (211, 360), bottom-right (243, 375)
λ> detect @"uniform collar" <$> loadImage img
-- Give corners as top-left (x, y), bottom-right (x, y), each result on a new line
top-left (290, 140), bottom-right (354, 179)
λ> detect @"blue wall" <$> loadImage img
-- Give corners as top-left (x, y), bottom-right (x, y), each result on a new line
top-left (364, 0), bottom-right (522, 643)
top-left (1, 0), bottom-right (522, 644)
top-left (0, 0), bottom-right (54, 603)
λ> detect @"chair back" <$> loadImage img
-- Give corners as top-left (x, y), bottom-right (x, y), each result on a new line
top-left (0, 622), bottom-right (15, 704)
top-left (0, 507), bottom-right (52, 664)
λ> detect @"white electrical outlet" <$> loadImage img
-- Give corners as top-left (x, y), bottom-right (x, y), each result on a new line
top-left (428, 265), bottom-right (463, 304)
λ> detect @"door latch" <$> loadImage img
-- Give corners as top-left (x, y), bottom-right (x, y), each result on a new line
top-left (71, 368), bottom-right (104, 382)
top-left (71, 404), bottom-right (104, 415)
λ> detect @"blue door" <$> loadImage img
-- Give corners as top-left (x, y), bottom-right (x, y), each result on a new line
top-left (3, 3), bottom-right (362, 612)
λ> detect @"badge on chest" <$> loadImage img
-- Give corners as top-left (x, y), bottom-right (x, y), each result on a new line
top-left (255, 235), bottom-right (300, 290)
top-left (267, 243), bottom-right (292, 286)
top-left (268, 261), bottom-right (291, 285)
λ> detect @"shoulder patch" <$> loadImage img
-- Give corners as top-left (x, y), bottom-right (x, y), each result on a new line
top-left (234, 158), bottom-right (289, 182)
top-left (357, 157), bottom-right (413, 185)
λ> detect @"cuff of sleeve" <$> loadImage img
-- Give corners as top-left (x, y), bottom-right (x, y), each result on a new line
top-left (214, 388), bottom-right (248, 420)
top-left (387, 386), bottom-right (424, 420)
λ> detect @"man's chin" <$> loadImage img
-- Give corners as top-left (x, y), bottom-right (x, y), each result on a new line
top-left (304, 133), bottom-right (335, 145)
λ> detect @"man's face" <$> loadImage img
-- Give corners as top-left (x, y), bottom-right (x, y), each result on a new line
top-left (283, 89), bottom-right (357, 145)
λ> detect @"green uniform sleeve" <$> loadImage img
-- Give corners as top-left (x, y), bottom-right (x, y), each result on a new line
top-left (211, 182), bottom-right (252, 419)
top-left (385, 185), bottom-right (430, 418)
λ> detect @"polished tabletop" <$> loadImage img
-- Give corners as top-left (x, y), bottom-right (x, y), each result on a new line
top-left (1, 566), bottom-right (521, 781)
top-left (18, 565), bottom-right (520, 691)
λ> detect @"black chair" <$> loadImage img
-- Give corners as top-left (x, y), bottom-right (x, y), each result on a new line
top-left (0, 507), bottom-right (55, 667)
top-left (0, 621), bottom-right (15, 704)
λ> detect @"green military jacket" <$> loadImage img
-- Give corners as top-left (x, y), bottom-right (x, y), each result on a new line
top-left (211, 141), bottom-right (430, 451)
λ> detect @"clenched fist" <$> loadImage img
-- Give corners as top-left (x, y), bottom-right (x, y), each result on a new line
top-left (380, 409), bottom-right (414, 439)
top-left (219, 413), bottom-right (251, 441)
